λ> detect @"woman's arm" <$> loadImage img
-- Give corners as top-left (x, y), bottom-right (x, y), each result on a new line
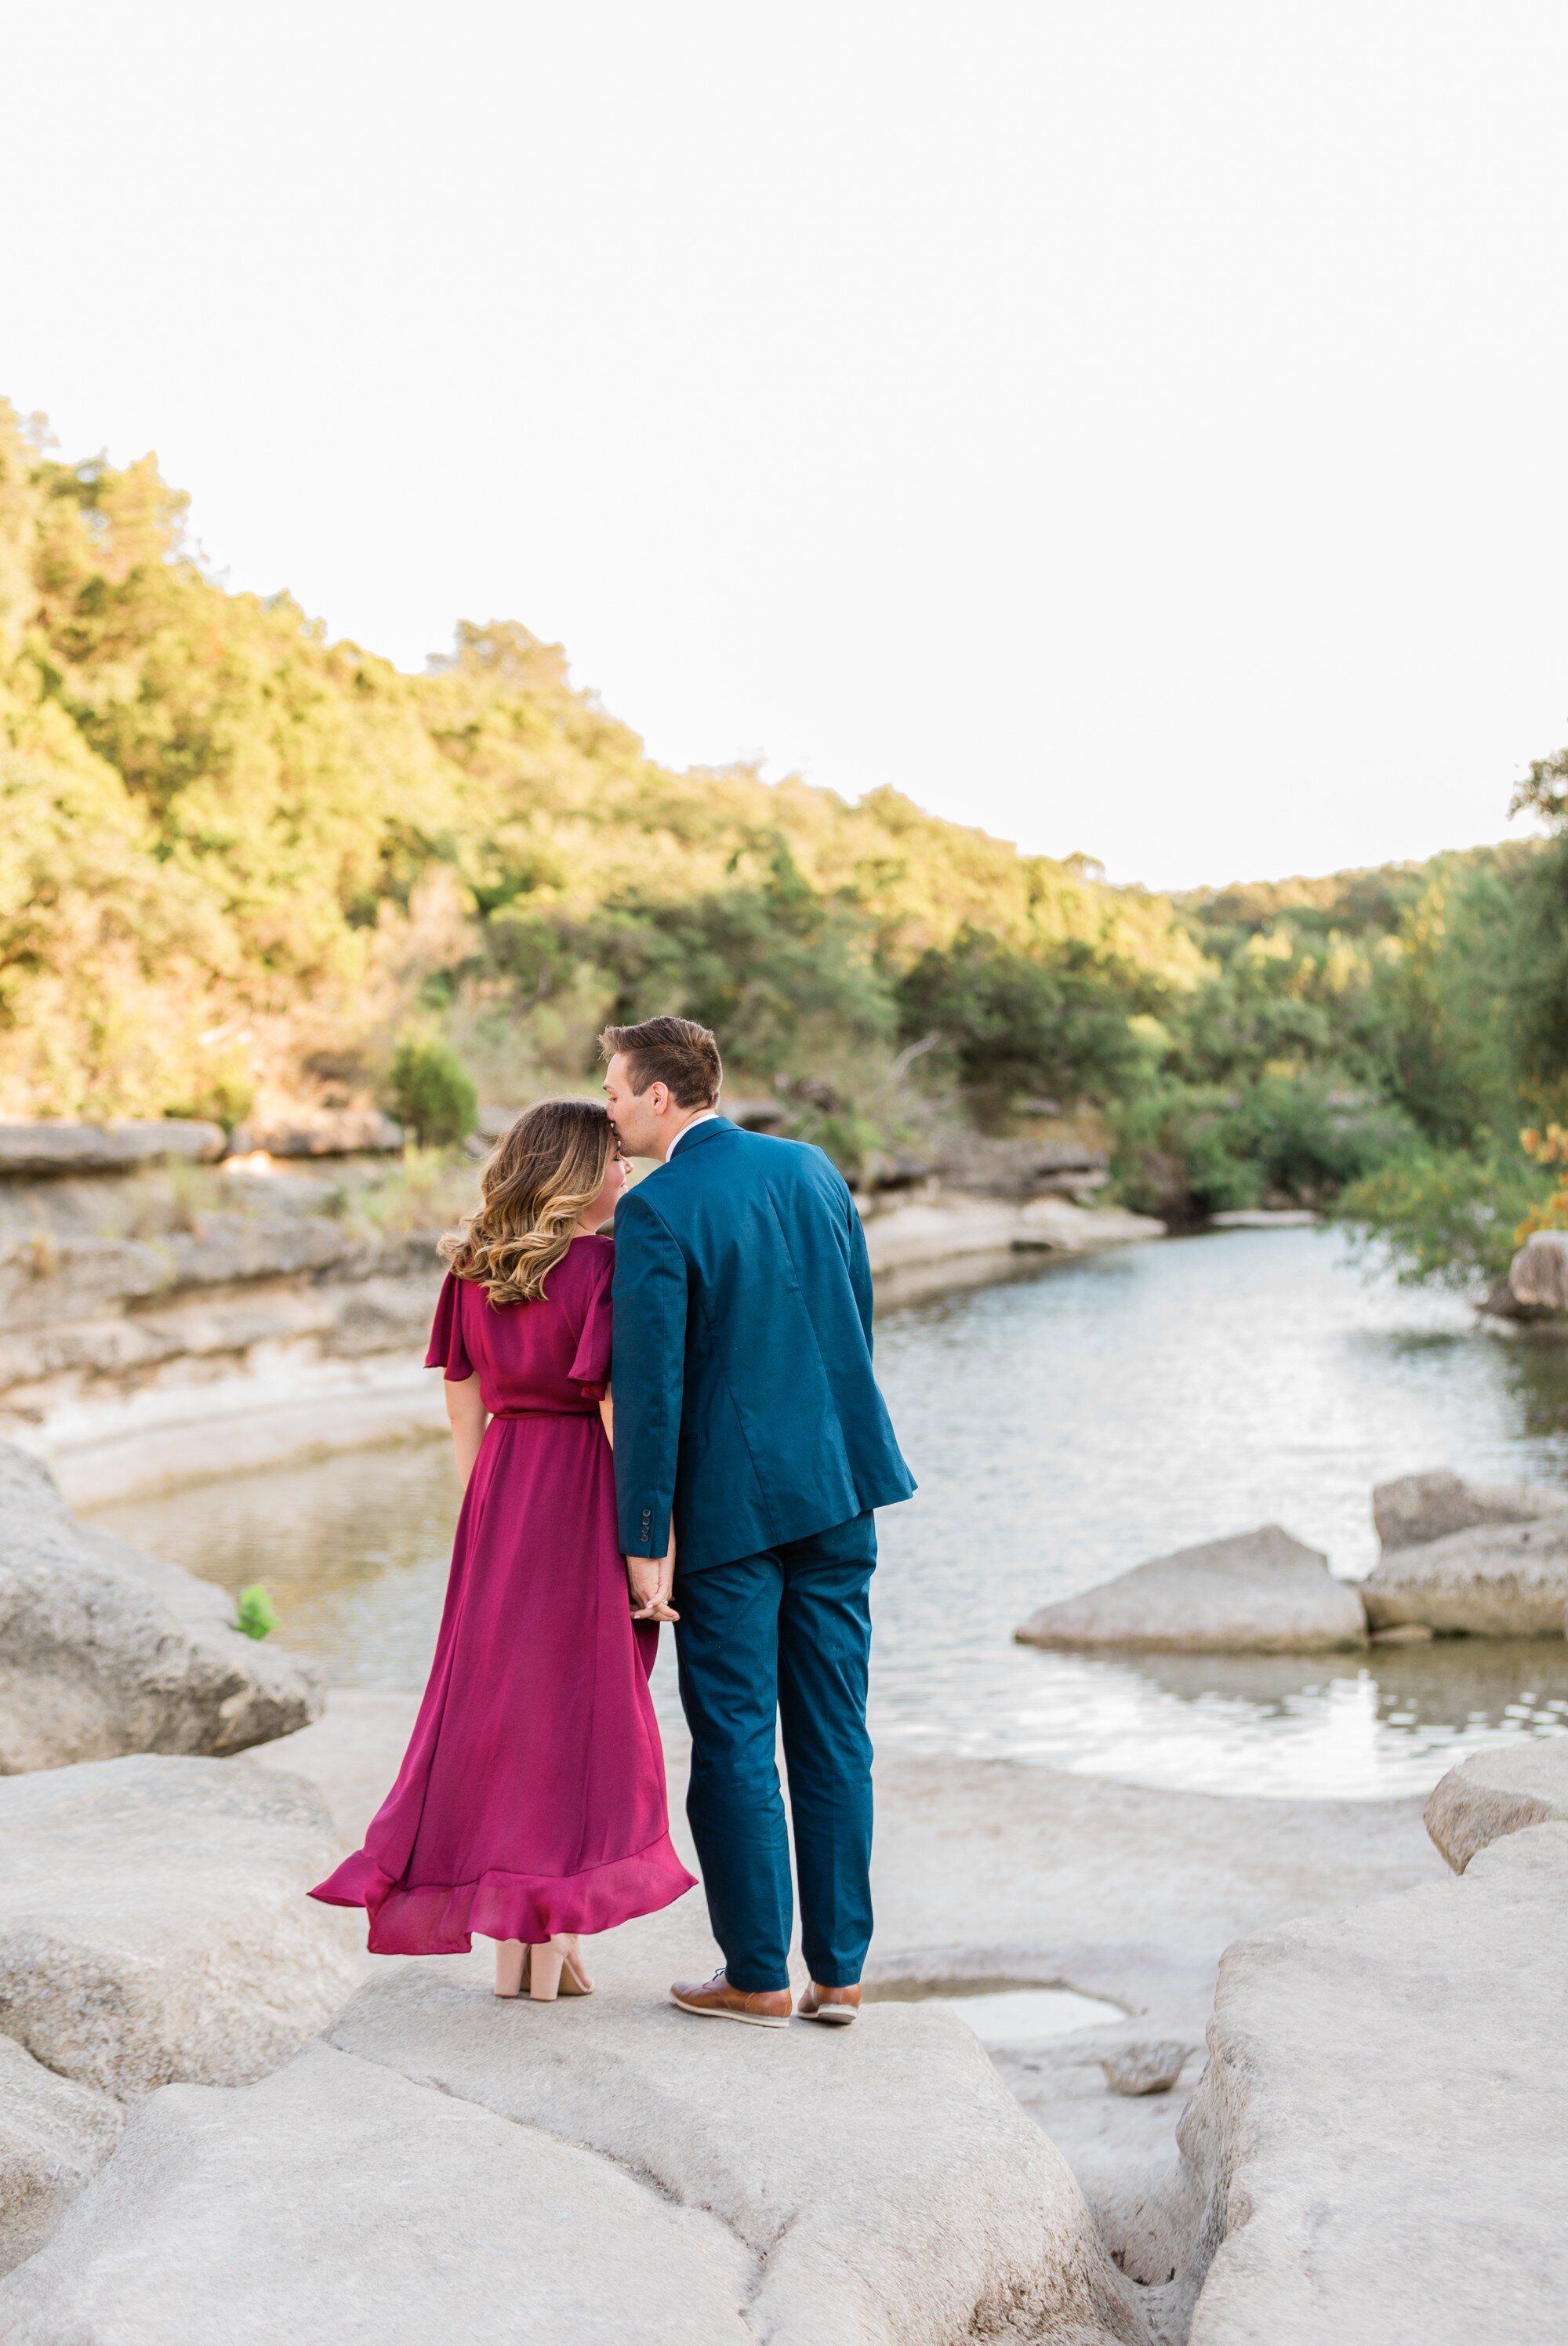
top-left (444, 1375), bottom-right (488, 1487)
top-left (598, 1389), bottom-right (614, 1447)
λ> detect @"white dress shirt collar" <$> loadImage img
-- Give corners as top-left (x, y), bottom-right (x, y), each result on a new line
top-left (665, 1109), bottom-right (720, 1160)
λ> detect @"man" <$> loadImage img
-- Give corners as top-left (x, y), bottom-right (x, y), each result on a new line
top-left (602, 1015), bottom-right (914, 2028)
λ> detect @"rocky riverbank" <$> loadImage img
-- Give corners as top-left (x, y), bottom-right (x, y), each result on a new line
top-left (0, 1119), bottom-right (1162, 1504)
top-left (0, 1454), bottom-right (1563, 2340)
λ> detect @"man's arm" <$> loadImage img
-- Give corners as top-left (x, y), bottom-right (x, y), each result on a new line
top-left (610, 1186), bottom-right (688, 1567)
top-left (844, 1186), bottom-right (875, 1350)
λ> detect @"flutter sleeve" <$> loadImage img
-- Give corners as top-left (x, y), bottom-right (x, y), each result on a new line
top-left (567, 1247), bottom-right (614, 1399)
top-left (424, 1270), bottom-right (474, 1382)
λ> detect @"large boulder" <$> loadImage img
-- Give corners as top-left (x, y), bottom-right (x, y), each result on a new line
top-left (1014, 1526), bottom-right (1368, 1654)
top-left (1169, 1824), bottom-right (1568, 2344)
top-left (0, 2037), bottom-right (123, 2277)
top-left (1424, 1738), bottom-right (1568, 1873)
top-left (1371, 1468), bottom-right (1568, 1553)
top-left (1509, 1229), bottom-right (1568, 1312)
top-left (326, 1964), bottom-right (1146, 2346)
top-left (0, 1754), bottom-right (360, 2097)
top-left (1359, 1515), bottom-right (1568, 1636)
top-left (0, 2043), bottom-right (756, 2346)
top-left (0, 1442), bottom-right (322, 1770)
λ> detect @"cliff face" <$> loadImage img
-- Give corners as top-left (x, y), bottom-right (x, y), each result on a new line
top-left (0, 1118), bottom-right (1163, 1504)
top-left (0, 1138), bottom-right (452, 1504)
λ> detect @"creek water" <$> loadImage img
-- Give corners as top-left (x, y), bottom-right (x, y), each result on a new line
top-left (89, 1226), bottom-right (1568, 1799)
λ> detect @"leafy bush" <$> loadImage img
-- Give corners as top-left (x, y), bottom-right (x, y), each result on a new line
top-left (387, 1040), bottom-right (477, 1149)
top-left (1334, 1144), bottom-right (1549, 1289)
top-left (1112, 1075), bottom-right (1414, 1222)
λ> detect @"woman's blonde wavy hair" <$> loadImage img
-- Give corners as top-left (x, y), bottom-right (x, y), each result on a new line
top-left (439, 1098), bottom-right (617, 1306)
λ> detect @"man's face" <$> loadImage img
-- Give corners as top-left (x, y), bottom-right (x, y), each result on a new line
top-left (603, 1054), bottom-right (665, 1160)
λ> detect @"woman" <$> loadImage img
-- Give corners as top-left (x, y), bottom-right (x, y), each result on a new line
top-left (310, 1099), bottom-right (695, 1999)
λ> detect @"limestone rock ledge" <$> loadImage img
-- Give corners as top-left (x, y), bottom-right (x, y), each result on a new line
top-left (0, 2046), bottom-right (758, 2346)
top-left (322, 1964), bottom-right (1150, 2346)
top-left (0, 1979), bottom-right (1151, 2346)
top-left (1170, 1824), bottom-right (1568, 2345)
top-left (0, 1753), bottom-right (360, 2097)
top-left (1423, 1738), bottom-right (1568, 1873)
top-left (0, 1442), bottom-right (322, 1771)
top-left (0, 2037), bottom-right (124, 2279)
top-left (862, 1192), bottom-right (1163, 1278)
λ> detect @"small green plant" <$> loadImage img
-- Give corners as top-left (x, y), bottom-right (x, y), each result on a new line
top-left (387, 1038), bottom-right (478, 1149)
top-left (234, 1584), bottom-right (280, 1640)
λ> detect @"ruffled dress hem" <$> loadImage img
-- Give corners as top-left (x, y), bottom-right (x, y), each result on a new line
top-left (309, 1835), bottom-right (697, 1956)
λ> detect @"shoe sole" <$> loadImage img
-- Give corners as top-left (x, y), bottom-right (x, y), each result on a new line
top-left (670, 1994), bottom-right (789, 2028)
top-left (801, 2006), bottom-right (857, 2025)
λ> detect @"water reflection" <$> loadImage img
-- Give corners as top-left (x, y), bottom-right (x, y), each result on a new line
top-left (87, 1226), bottom-right (1568, 1799)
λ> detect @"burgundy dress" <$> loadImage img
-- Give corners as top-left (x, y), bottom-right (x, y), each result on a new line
top-left (310, 1235), bottom-right (695, 1954)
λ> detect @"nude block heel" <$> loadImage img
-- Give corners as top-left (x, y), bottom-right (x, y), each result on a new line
top-left (558, 1935), bottom-right (593, 1996)
top-left (529, 1937), bottom-right (567, 2001)
top-left (494, 1940), bottom-right (530, 1999)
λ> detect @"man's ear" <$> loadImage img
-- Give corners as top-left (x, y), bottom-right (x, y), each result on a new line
top-left (646, 1080), bottom-right (671, 1117)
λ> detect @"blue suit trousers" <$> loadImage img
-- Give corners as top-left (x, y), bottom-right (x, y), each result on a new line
top-left (672, 1513), bottom-right (875, 1993)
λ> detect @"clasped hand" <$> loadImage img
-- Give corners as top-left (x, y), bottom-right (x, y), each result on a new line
top-left (626, 1550), bottom-right (678, 1622)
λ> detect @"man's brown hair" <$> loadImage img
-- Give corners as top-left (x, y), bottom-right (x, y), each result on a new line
top-left (599, 1015), bottom-right (723, 1108)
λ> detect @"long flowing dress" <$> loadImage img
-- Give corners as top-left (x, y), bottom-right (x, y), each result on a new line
top-left (310, 1233), bottom-right (696, 1954)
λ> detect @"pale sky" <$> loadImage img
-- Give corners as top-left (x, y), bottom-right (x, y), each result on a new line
top-left (5, 2), bottom-right (1568, 890)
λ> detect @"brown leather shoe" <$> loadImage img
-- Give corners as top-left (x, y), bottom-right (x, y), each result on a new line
top-left (798, 1981), bottom-right (861, 2026)
top-left (670, 1968), bottom-right (792, 2028)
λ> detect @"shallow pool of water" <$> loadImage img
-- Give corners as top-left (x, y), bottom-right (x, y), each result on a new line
top-left (89, 1226), bottom-right (1568, 1799)
top-left (867, 1981), bottom-right (1125, 2044)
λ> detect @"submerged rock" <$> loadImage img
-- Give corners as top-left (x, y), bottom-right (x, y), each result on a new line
top-left (326, 1965), bottom-right (1146, 2346)
top-left (0, 1754), bottom-right (359, 2097)
top-left (0, 1441), bottom-right (322, 1771)
top-left (1359, 1515), bottom-right (1568, 1636)
top-left (1424, 1739), bottom-right (1568, 1874)
top-left (1014, 1526), bottom-right (1368, 1654)
top-left (1371, 1468), bottom-right (1568, 1554)
top-left (1171, 1824), bottom-right (1568, 2344)
top-left (0, 2037), bottom-right (124, 2277)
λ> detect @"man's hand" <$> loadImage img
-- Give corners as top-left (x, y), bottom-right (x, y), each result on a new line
top-left (627, 1552), bottom-right (678, 1622)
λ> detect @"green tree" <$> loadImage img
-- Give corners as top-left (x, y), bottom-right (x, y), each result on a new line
top-left (387, 1039), bottom-right (477, 1149)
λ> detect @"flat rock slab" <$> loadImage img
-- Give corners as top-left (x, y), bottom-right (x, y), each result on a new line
top-left (1178, 1824), bottom-right (1568, 2345)
top-left (0, 2037), bottom-right (123, 2278)
top-left (0, 1754), bottom-right (360, 2096)
top-left (1359, 1514), bottom-right (1568, 1635)
top-left (328, 1966), bottom-right (1146, 2346)
top-left (1371, 1468), bottom-right (1568, 1553)
top-left (0, 1441), bottom-right (321, 1771)
top-left (1015, 1526), bottom-right (1368, 1654)
top-left (0, 1122), bottom-right (224, 1175)
top-left (0, 2043), bottom-right (754, 2346)
top-left (1424, 1738), bottom-right (1568, 1872)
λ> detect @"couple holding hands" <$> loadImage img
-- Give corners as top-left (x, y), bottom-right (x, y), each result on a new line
top-left (314, 1015), bottom-right (914, 2028)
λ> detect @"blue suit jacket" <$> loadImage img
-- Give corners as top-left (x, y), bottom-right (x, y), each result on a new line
top-left (611, 1117), bottom-right (915, 1572)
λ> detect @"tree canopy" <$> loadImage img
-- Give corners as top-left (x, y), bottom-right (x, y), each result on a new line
top-left (4, 400), bottom-right (1566, 1251)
